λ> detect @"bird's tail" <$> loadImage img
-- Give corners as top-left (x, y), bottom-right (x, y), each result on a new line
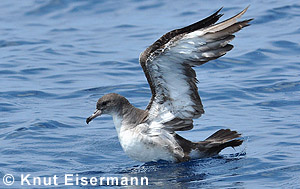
top-left (195, 129), bottom-right (243, 157)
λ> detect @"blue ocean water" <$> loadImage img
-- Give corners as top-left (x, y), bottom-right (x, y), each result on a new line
top-left (1, 0), bottom-right (300, 188)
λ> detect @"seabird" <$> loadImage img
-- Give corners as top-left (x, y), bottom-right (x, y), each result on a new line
top-left (86, 7), bottom-right (252, 162)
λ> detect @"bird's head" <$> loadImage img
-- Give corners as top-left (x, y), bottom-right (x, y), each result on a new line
top-left (86, 93), bottom-right (128, 124)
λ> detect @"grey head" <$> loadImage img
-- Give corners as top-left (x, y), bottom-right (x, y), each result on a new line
top-left (86, 93), bottom-right (129, 124)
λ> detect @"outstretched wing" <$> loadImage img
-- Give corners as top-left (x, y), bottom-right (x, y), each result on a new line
top-left (139, 7), bottom-right (252, 132)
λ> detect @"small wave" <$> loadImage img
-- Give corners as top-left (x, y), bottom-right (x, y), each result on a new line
top-left (30, 120), bottom-right (73, 130)
top-left (50, 28), bottom-right (79, 32)
top-left (0, 103), bottom-right (17, 112)
top-left (137, 2), bottom-right (164, 10)
top-left (114, 24), bottom-right (137, 29)
top-left (179, 11), bottom-right (197, 17)
top-left (0, 90), bottom-right (55, 99)
top-left (0, 40), bottom-right (49, 48)
top-left (255, 4), bottom-right (300, 24)
top-left (20, 68), bottom-right (50, 75)
top-left (241, 49), bottom-right (270, 62)
top-left (256, 100), bottom-right (300, 108)
top-left (0, 70), bottom-right (17, 75)
top-left (43, 48), bottom-right (62, 55)
top-left (246, 81), bottom-right (300, 94)
top-left (3, 120), bottom-right (74, 140)
top-left (25, 0), bottom-right (70, 16)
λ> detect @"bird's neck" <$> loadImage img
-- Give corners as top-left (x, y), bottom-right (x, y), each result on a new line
top-left (112, 113), bottom-right (123, 135)
top-left (111, 102), bottom-right (148, 135)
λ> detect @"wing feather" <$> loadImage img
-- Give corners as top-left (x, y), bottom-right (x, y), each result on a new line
top-left (140, 7), bottom-right (252, 132)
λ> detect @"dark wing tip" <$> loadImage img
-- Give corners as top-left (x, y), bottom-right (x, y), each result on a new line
top-left (141, 6), bottom-right (226, 63)
top-left (245, 18), bottom-right (254, 25)
top-left (180, 7), bottom-right (224, 33)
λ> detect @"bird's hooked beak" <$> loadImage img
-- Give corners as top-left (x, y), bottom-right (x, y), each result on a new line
top-left (86, 109), bottom-right (102, 124)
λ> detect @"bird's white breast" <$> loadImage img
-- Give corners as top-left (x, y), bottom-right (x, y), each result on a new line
top-left (118, 126), bottom-right (175, 162)
top-left (112, 115), bottom-right (175, 162)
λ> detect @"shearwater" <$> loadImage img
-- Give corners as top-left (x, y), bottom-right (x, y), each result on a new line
top-left (86, 7), bottom-right (252, 162)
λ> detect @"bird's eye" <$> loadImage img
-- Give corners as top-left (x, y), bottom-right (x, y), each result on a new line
top-left (101, 101), bottom-right (108, 106)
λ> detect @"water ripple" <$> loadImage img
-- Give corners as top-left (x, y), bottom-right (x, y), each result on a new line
top-left (0, 40), bottom-right (50, 48)
top-left (255, 4), bottom-right (300, 24)
top-left (0, 103), bottom-right (16, 112)
top-left (245, 81), bottom-right (300, 93)
top-left (0, 90), bottom-right (55, 98)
